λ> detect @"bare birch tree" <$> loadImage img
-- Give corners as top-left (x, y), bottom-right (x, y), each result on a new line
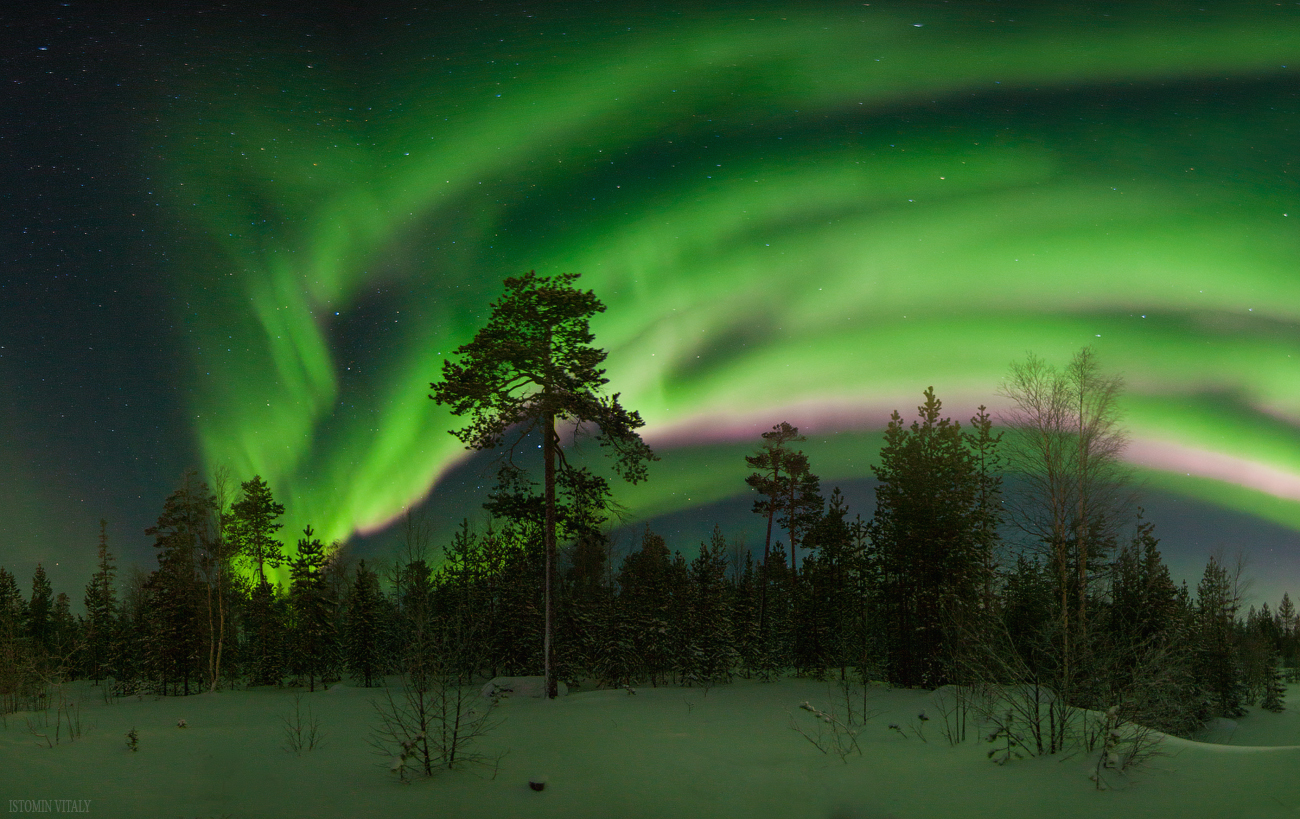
top-left (997, 347), bottom-right (1132, 689)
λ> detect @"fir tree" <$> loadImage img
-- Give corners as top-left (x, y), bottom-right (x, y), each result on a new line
top-left (1108, 513), bottom-right (1179, 643)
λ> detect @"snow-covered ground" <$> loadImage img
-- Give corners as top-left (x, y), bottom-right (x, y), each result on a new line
top-left (4, 677), bottom-right (1300, 819)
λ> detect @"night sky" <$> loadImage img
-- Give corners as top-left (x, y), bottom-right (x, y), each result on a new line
top-left (5, 1), bottom-right (1300, 608)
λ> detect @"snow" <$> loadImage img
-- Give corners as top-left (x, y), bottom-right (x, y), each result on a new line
top-left (4, 678), bottom-right (1300, 818)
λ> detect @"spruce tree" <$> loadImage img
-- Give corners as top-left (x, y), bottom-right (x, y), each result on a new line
top-left (1000, 554), bottom-right (1055, 674)
top-left (665, 550), bottom-right (691, 685)
top-left (83, 519), bottom-right (118, 684)
top-left (344, 560), bottom-right (384, 687)
top-left (289, 526), bottom-right (337, 692)
top-left (1260, 651), bottom-right (1287, 713)
top-left (869, 388), bottom-right (986, 688)
top-left (1194, 555), bottom-right (1246, 718)
top-left (797, 489), bottom-right (858, 679)
top-left (0, 567), bottom-right (26, 711)
top-left (49, 593), bottom-right (78, 673)
top-left (145, 472), bottom-right (216, 695)
top-left (398, 556), bottom-right (437, 685)
top-left (964, 407), bottom-right (1004, 615)
top-left (728, 552), bottom-right (761, 679)
top-left (0, 568), bottom-right (24, 637)
top-left (683, 527), bottom-right (737, 687)
top-left (617, 528), bottom-right (672, 685)
top-left (1278, 593), bottom-right (1298, 675)
top-left (247, 579), bottom-right (286, 686)
top-left (26, 564), bottom-right (54, 665)
top-left (757, 543), bottom-right (792, 679)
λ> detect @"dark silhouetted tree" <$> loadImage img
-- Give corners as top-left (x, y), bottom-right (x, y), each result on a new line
top-left (797, 487), bottom-right (862, 679)
top-left (344, 560), bottom-right (384, 687)
top-left (26, 564), bottom-right (53, 663)
top-left (145, 471), bottom-right (216, 695)
top-left (0, 568), bottom-right (26, 712)
top-left (431, 270), bottom-right (655, 699)
top-left (869, 388), bottom-right (988, 688)
top-left (289, 526), bottom-right (338, 692)
top-left (998, 347), bottom-right (1131, 690)
top-left (745, 422), bottom-right (803, 634)
top-left (83, 520), bottom-right (118, 684)
top-left (230, 476), bottom-right (286, 686)
top-left (1194, 554), bottom-right (1246, 718)
top-left (230, 475), bottom-right (285, 586)
top-left (681, 527), bottom-right (737, 687)
top-left (616, 527), bottom-right (672, 685)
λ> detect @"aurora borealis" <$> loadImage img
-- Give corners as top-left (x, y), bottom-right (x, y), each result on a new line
top-left (5, 2), bottom-right (1300, 600)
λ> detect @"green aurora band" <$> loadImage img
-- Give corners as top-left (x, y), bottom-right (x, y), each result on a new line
top-left (157, 4), bottom-right (1300, 562)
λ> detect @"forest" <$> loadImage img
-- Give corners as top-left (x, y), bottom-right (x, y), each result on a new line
top-left (2, 273), bottom-right (1297, 781)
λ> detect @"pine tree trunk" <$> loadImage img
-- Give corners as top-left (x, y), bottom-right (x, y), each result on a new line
top-left (759, 505), bottom-right (774, 635)
top-left (543, 410), bottom-right (558, 699)
top-left (758, 465), bottom-right (779, 637)
top-left (788, 478), bottom-right (797, 578)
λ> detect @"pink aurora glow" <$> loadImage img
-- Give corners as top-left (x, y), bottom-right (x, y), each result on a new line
top-left (1126, 439), bottom-right (1300, 502)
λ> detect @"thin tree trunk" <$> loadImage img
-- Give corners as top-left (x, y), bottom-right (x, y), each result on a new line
top-left (206, 573), bottom-right (217, 691)
top-left (759, 502), bottom-right (775, 635)
top-left (210, 565), bottom-right (225, 693)
top-left (1077, 374), bottom-right (1088, 648)
top-left (758, 464), bottom-right (780, 637)
top-left (543, 411), bottom-right (558, 699)
top-left (788, 477), bottom-right (798, 577)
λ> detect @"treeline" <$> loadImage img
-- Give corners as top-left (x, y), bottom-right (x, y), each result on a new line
top-left (0, 371), bottom-right (1294, 745)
